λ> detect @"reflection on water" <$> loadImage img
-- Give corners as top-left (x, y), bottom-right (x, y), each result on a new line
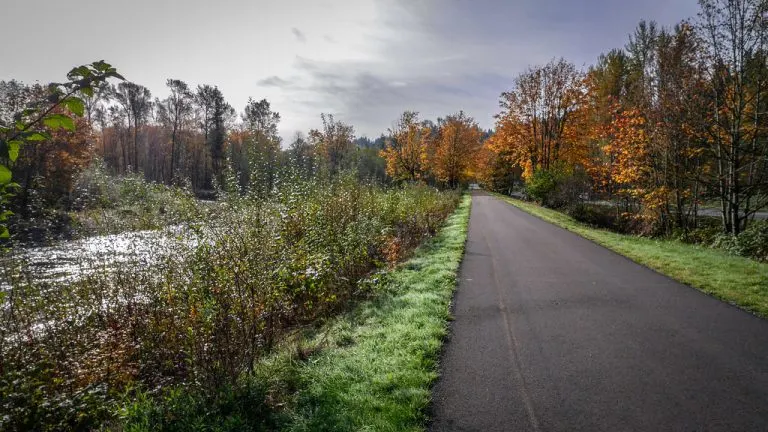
top-left (3, 226), bottom-right (189, 285)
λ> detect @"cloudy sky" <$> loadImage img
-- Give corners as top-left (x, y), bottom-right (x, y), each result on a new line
top-left (1, 0), bottom-right (699, 142)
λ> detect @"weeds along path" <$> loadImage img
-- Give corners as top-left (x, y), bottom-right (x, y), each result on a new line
top-left (277, 194), bottom-right (471, 432)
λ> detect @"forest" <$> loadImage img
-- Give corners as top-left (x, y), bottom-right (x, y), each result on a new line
top-left (1, 0), bottom-right (767, 430)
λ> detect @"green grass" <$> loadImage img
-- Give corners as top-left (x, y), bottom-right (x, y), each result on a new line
top-left (268, 194), bottom-right (471, 431)
top-left (493, 193), bottom-right (768, 318)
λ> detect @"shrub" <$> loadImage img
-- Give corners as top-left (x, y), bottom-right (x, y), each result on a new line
top-left (567, 203), bottom-right (620, 231)
top-left (525, 166), bottom-right (590, 209)
top-left (525, 169), bottom-right (557, 205)
top-left (712, 220), bottom-right (768, 262)
top-left (675, 221), bottom-right (722, 246)
top-left (736, 221), bottom-right (768, 262)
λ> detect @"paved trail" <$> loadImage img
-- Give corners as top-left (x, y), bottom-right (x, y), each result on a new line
top-left (429, 192), bottom-right (768, 431)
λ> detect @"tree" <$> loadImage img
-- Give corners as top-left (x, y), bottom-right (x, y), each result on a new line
top-left (492, 59), bottom-right (585, 178)
top-left (82, 80), bottom-right (110, 128)
top-left (0, 81), bottom-right (35, 128)
top-left (288, 132), bottom-right (316, 179)
top-left (0, 61), bottom-right (122, 235)
top-left (380, 111), bottom-right (430, 181)
top-left (625, 20), bottom-right (660, 109)
top-left (195, 85), bottom-right (234, 188)
top-left (158, 79), bottom-right (193, 181)
top-left (430, 111), bottom-right (482, 188)
top-left (113, 82), bottom-right (153, 171)
top-left (308, 114), bottom-right (355, 176)
top-left (15, 112), bottom-right (94, 205)
top-left (475, 137), bottom-right (522, 193)
top-left (241, 98), bottom-right (281, 195)
top-left (650, 23), bottom-right (709, 231)
top-left (699, 0), bottom-right (768, 234)
top-left (243, 98), bottom-right (280, 139)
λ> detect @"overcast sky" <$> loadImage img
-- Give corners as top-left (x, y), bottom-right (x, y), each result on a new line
top-left (1, 0), bottom-right (699, 142)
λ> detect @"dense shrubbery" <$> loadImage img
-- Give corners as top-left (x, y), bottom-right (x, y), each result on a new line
top-left (710, 221), bottom-right (768, 263)
top-left (524, 166), bottom-right (590, 209)
top-left (0, 174), bottom-right (459, 431)
top-left (567, 204), bottom-right (622, 231)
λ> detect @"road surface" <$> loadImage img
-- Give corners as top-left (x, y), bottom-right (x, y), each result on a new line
top-left (429, 191), bottom-right (768, 431)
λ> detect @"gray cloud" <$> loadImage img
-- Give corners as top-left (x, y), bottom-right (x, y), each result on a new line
top-left (276, 56), bottom-right (510, 135)
top-left (280, 0), bottom-right (700, 137)
top-left (257, 76), bottom-right (293, 87)
top-left (291, 27), bottom-right (306, 43)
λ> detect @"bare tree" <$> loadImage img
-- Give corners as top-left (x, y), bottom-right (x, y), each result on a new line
top-left (113, 82), bottom-right (153, 172)
top-left (698, 0), bottom-right (768, 234)
top-left (158, 79), bottom-right (193, 181)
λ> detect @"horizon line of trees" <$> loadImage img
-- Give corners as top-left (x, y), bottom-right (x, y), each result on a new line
top-left (1, 71), bottom-right (494, 227)
top-left (0, 77), bottom-right (397, 215)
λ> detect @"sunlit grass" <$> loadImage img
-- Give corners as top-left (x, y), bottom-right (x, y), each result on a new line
top-left (494, 193), bottom-right (768, 318)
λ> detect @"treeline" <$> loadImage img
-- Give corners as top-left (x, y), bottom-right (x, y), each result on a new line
top-left (380, 111), bottom-right (487, 188)
top-left (0, 77), bottom-right (494, 231)
top-left (0, 78), bottom-right (394, 217)
top-left (480, 0), bottom-right (768, 236)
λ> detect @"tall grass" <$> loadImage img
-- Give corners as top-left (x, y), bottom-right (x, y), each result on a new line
top-left (0, 174), bottom-right (459, 430)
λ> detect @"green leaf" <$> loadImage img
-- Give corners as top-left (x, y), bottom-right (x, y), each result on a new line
top-left (0, 226), bottom-right (9, 239)
top-left (64, 97), bottom-right (85, 117)
top-left (25, 132), bottom-right (49, 142)
top-left (68, 65), bottom-right (92, 80)
top-left (80, 86), bottom-right (94, 98)
top-left (93, 60), bottom-right (110, 72)
top-left (43, 114), bottom-right (75, 131)
top-left (7, 141), bottom-right (21, 162)
top-left (0, 165), bottom-right (12, 186)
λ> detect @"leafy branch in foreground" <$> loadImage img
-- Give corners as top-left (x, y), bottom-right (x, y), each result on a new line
top-left (0, 61), bottom-right (122, 237)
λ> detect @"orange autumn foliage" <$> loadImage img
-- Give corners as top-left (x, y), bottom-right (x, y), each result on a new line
top-left (380, 111), bottom-right (430, 181)
top-left (487, 59), bottom-right (589, 180)
top-left (430, 112), bottom-right (482, 187)
top-left (15, 111), bottom-right (94, 202)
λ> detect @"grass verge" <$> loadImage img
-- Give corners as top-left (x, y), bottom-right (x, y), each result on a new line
top-left (493, 193), bottom-right (768, 318)
top-left (259, 194), bottom-right (471, 431)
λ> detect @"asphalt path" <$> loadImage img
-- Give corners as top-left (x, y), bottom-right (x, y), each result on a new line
top-left (429, 191), bottom-right (768, 431)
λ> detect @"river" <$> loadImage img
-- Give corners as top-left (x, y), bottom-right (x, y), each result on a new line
top-left (1, 226), bottom-right (189, 286)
